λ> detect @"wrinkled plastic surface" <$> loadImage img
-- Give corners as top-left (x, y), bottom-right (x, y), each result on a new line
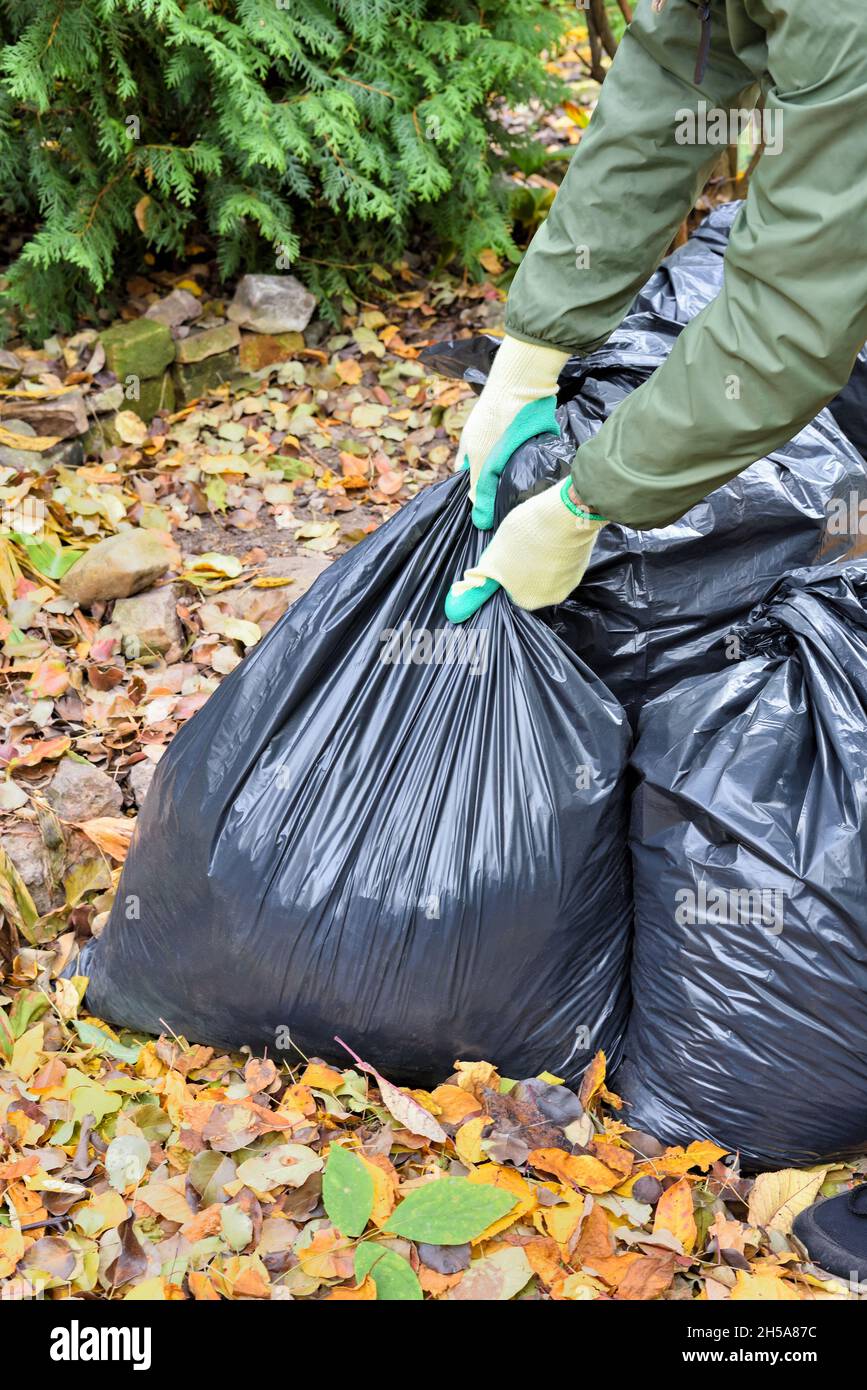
top-left (426, 203), bottom-right (867, 727)
top-left (830, 346), bottom-right (867, 460)
top-left (81, 472), bottom-right (632, 1085)
top-left (620, 560), bottom-right (867, 1169)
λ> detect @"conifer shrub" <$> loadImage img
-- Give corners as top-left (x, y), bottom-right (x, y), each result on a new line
top-left (0, 0), bottom-right (564, 333)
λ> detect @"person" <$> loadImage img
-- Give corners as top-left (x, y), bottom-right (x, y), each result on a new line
top-left (445, 0), bottom-right (867, 624)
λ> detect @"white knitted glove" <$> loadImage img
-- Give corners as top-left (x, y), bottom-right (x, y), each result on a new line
top-left (456, 335), bottom-right (569, 504)
top-left (445, 479), bottom-right (606, 622)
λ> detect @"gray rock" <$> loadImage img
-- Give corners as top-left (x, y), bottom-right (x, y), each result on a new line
top-left (227, 274), bottom-right (316, 335)
top-left (0, 350), bottom-right (22, 386)
top-left (0, 825), bottom-right (54, 914)
top-left (174, 322), bottom-right (240, 364)
top-left (0, 392), bottom-right (88, 440)
top-left (145, 288), bottom-right (203, 328)
top-left (60, 529), bottom-right (179, 608)
top-left (43, 439), bottom-right (85, 469)
top-left (45, 757), bottom-right (123, 822)
top-left (0, 445), bottom-right (39, 469)
top-left (128, 760), bottom-right (157, 807)
top-left (112, 583), bottom-right (184, 657)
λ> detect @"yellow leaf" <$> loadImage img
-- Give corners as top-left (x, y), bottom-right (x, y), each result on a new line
top-left (731, 1271), bottom-right (802, 1300)
top-left (334, 358), bottom-right (363, 385)
top-left (134, 195), bottom-right (151, 233)
top-left (636, 1140), bottom-right (727, 1178)
top-left (451, 1060), bottom-right (499, 1093)
top-left (73, 1190), bottom-right (128, 1237)
top-left (535, 1189), bottom-right (585, 1247)
top-left (467, 1163), bottom-right (535, 1242)
top-left (455, 1116), bottom-right (488, 1165)
top-left (299, 1062), bottom-right (345, 1093)
top-left (529, 1148), bottom-right (621, 1195)
top-left (138, 1179), bottom-right (195, 1225)
top-left (479, 248), bottom-right (503, 275)
top-left (124, 1276), bottom-right (169, 1300)
top-left (10, 1023), bottom-right (44, 1082)
top-left (578, 1051), bottom-right (622, 1110)
top-left (429, 1084), bottom-right (482, 1126)
top-left (653, 1177), bottom-right (697, 1253)
top-left (0, 424), bottom-right (61, 451)
top-left (0, 1227), bottom-right (25, 1278)
top-left (74, 816), bottom-right (135, 862)
top-left (357, 1156), bottom-right (396, 1227)
top-left (562, 99), bottom-right (591, 128)
top-left (748, 1168), bottom-right (828, 1235)
top-left (554, 1271), bottom-right (605, 1300)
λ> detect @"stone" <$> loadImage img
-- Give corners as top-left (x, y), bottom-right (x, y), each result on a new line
top-left (45, 757), bottom-right (123, 822)
top-left (112, 583), bottom-right (184, 657)
top-left (0, 350), bottom-right (22, 387)
top-left (174, 322), bottom-right (240, 364)
top-left (172, 350), bottom-right (239, 406)
top-left (0, 822), bottom-right (104, 914)
top-left (238, 331), bottom-right (304, 373)
top-left (0, 824), bottom-right (56, 914)
top-left (60, 528), bottom-right (179, 608)
top-left (225, 554), bottom-right (331, 632)
top-left (43, 439), bottom-right (85, 469)
top-left (83, 418), bottom-right (124, 455)
top-left (145, 288), bottom-right (202, 328)
top-left (99, 318), bottom-right (175, 382)
top-left (227, 274), bottom-right (316, 334)
top-left (0, 445), bottom-right (39, 469)
top-left (123, 372), bottom-right (175, 424)
top-left (0, 392), bottom-right (87, 440)
top-left (128, 760), bottom-right (157, 807)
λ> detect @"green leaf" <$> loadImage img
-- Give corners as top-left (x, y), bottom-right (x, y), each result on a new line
top-left (322, 1144), bottom-right (374, 1238)
top-left (355, 1244), bottom-right (423, 1300)
top-left (10, 534), bottom-right (84, 579)
top-left (0, 1009), bottom-right (13, 1063)
top-left (383, 1177), bottom-right (518, 1245)
top-left (9, 988), bottom-right (50, 1039)
top-left (73, 1020), bottom-right (141, 1064)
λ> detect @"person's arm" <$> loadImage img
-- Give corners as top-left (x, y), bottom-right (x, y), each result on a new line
top-left (458, 0), bottom-right (756, 518)
top-left (571, 1), bottom-right (867, 529)
top-left (505, 0), bottom-right (758, 353)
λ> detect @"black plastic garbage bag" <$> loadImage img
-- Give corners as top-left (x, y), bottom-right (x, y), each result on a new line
top-left (79, 472), bottom-right (633, 1086)
top-left (619, 560), bottom-right (867, 1169)
top-left (830, 345), bottom-right (867, 461)
top-left (425, 202), bottom-right (867, 727)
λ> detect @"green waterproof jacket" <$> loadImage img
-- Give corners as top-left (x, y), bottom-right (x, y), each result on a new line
top-left (505, 0), bottom-right (867, 528)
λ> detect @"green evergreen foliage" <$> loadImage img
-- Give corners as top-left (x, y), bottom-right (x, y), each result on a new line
top-left (0, 0), bottom-right (564, 334)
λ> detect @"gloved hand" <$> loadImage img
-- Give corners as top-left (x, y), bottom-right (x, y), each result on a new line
top-left (445, 478), bottom-right (606, 623)
top-left (456, 335), bottom-right (569, 529)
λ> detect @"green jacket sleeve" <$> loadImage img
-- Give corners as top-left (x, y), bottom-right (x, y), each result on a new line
top-left (571, 2), bottom-right (867, 529)
top-left (504, 0), bottom-right (757, 354)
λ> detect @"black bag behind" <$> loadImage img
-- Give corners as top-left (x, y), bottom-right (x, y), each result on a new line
top-left (429, 203), bottom-right (867, 727)
top-left (80, 472), bottom-right (633, 1086)
top-left (620, 560), bottom-right (867, 1168)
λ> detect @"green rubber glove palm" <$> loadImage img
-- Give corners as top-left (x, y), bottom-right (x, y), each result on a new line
top-left (455, 335), bottom-right (568, 528)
